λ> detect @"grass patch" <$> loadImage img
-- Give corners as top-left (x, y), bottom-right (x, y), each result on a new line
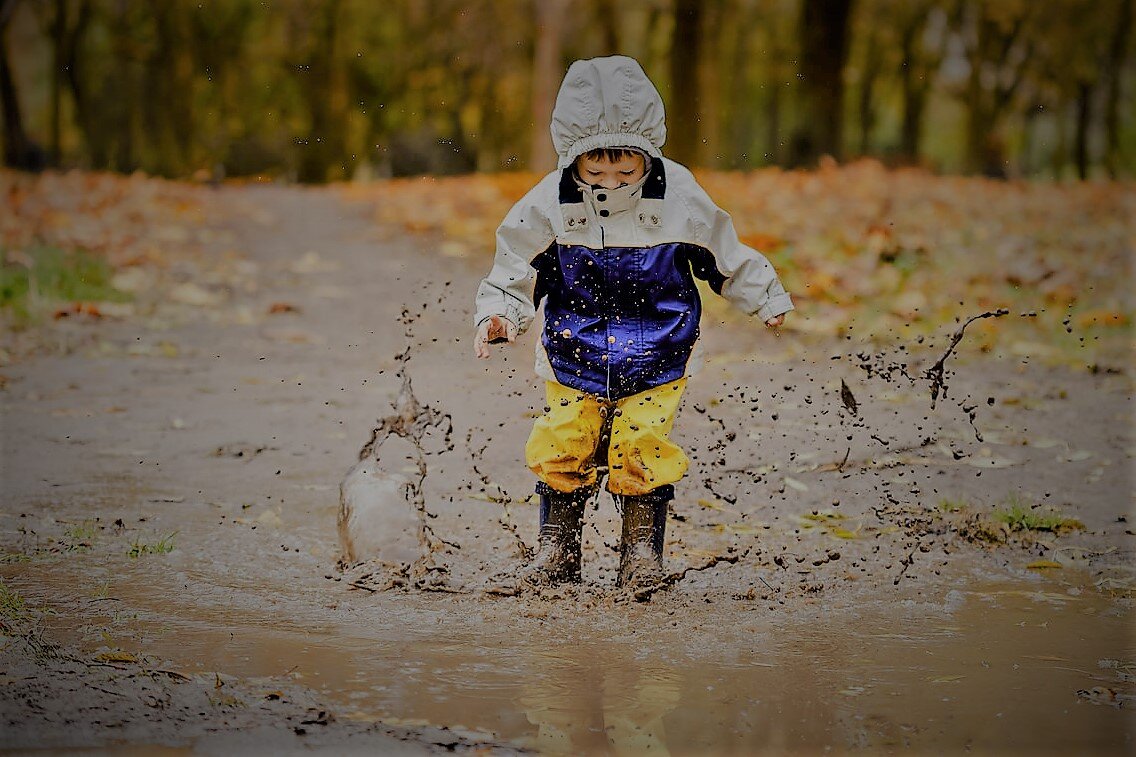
top-left (61, 520), bottom-right (99, 552)
top-left (931, 493), bottom-right (1086, 544)
top-left (994, 497), bottom-right (1085, 534)
top-left (937, 498), bottom-right (970, 514)
top-left (1, 245), bottom-right (130, 325)
top-left (0, 580), bottom-right (28, 620)
top-left (127, 531), bottom-right (177, 558)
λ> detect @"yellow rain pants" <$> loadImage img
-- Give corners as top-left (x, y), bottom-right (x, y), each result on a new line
top-left (525, 378), bottom-right (688, 496)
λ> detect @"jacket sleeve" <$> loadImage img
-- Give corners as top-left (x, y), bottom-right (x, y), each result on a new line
top-left (692, 190), bottom-right (794, 322)
top-left (473, 186), bottom-right (557, 334)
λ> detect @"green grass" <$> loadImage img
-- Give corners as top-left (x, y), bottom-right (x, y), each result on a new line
top-left (127, 532), bottom-right (177, 558)
top-left (62, 520), bottom-right (99, 551)
top-left (993, 496), bottom-right (1085, 534)
top-left (0, 245), bottom-right (130, 324)
top-left (937, 498), bottom-right (970, 514)
top-left (0, 580), bottom-right (28, 620)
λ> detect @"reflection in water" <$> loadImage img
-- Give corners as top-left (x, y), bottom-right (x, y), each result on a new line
top-left (6, 553), bottom-right (1134, 753)
top-left (519, 645), bottom-right (681, 755)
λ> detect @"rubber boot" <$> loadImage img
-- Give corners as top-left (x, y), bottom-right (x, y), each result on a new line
top-left (616, 486), bottom-right (673, 589)
top-left (519, 486), bottom-right (589, 585)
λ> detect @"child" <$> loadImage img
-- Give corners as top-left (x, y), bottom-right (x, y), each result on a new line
top-left (473, 56), bottom-right (792, 590)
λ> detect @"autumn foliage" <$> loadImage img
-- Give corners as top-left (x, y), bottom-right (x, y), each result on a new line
top-left (345, 160), bottom-right (1133, 366)
top-left (2, 165), bottom-right (1132, 369)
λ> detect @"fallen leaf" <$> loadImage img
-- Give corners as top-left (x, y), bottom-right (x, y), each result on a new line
top-left (783, 476), bottom-right (809, 492)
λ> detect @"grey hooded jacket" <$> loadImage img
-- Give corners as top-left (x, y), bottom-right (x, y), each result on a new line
top-left (474, 56), bottom-right (793, 399)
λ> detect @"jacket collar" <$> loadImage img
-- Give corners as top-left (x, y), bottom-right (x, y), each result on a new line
top-left (558, 161), bottom-right (667, 231)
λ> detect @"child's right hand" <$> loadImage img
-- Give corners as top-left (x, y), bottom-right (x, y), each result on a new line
top-left (474, 315), bottom-right (518, 359)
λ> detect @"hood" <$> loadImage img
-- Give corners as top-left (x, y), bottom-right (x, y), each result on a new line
top-left (550, 56), bottom-right (667, 170)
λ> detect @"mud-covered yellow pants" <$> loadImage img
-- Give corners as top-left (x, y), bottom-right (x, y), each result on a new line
top-left (525, 378), bottom-right (688, 496)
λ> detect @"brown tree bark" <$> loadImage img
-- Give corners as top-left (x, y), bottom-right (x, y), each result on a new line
top-left (0, 0), bottom-right (36, 169)
top-left (962, 2), bottom-right (1030, 176)
top-left (529, 0), bottom-right (569, 172)
top-left (858, 32), bottom-right (880, 157)
top-left (793, 0), bottom-right (854, 167)
top-left (668, 0), bottom-right (703, 166)
top-left (1104, 0), bottom-right (1132, 177)
top-left (897, 4), bottom-right (938, 164)
top-left (294, 0), bottom-right (348, 183)
top-left (1073, 80), bottom-right (1091, 180)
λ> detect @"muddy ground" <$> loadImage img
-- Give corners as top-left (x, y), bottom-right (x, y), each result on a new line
top-left (1, 183), bottom-right (1133, 754)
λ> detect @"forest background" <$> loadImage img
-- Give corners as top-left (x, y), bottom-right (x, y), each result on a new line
top-left (2, 0), bottom-right (1134, 182)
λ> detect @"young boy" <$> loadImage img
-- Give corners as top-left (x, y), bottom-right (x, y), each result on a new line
top-left (473, 56), bottom-right (792, 590)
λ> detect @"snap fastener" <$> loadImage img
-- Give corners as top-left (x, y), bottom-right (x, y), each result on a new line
top-left (567, 218), bottom-right (576, 227)
top-left (599, 209), bottom-right (610, 217)
top-left (596, 193), bottom-right (607, 202)
top-left (650, 215), bottom-right (659, 224)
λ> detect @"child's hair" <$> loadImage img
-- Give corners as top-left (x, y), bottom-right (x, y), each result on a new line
top-left (579, 147), bottom-right (643, 163)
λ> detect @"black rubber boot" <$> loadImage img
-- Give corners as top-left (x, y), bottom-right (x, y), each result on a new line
top-left (519, 485), bottom-right (590, 585)
top-left (616, 486), bottom-right (673, 589)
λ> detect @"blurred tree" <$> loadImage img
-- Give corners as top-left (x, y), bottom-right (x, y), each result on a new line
top-left (955, 0), bottom-right (1034, 176)
top-left (793, 0), bottom-right (855, 166)
top-left (1, 0), bottom-right (40, 169)
top-left (1103, 0), bottom-right (1133, 177)
top-left (530, 0), bottom-right (569, 172)
top-left (896, 2), bottom-right (944, 164)
top-left (286, 0), bottom-right (348, 183)
top-left (668, 0), bottom-right (703, 166)
top-left (2, 0), bottom-right (1130, 180)
top-left (591, 0), bottom-right (621, 55)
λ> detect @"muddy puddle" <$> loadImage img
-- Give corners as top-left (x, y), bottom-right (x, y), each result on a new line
top-left (18, 566), bottom-right (1130, 754)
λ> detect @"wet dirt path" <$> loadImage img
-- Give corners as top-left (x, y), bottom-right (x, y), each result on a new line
top-left (1, 184), bottom-right (1133, 753)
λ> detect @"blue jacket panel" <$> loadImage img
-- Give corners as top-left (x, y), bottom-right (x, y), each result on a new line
top-left (533, 242), bottom-right (725, 399)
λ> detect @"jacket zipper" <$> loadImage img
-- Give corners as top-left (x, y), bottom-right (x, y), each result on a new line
top-left (600, 223), bottom-right (613, 400)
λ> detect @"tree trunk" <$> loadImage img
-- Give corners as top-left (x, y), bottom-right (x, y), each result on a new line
top-left (858, 37), bottom-right (879, 157)
top-left (296, 0), bottom-right (347, 183)
top-left (766, 79), bottom-right (782, 166)
top-left (668, 0), bottom-right (703, 166)
top-left (898, 7), bottom-right (934, 164)
top-left (50, 0), bottom-right (64, 165)
top-left (0, 0), bottom-right (37, 169)
top-left (1073, 80), bottom-right (1091, 180)
top-left (727, 0), bottom-right (755, 167)
top-left (962, 2), bottom-right (1028, 176)
top-left (529, 0), bottom-right (569, 172)
top-left (794, 0), bottom-right (854, 166)
top-left (592, 0), bottom-right (620, 55)
top-left (1104, 0), bottom-right (1132, 178)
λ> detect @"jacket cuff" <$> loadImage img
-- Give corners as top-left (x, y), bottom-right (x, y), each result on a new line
top-left (757, 293), bottom-right (794, 323)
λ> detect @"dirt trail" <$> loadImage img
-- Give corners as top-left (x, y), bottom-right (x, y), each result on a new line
top-left (1, 184), bottom-right (1133, 753)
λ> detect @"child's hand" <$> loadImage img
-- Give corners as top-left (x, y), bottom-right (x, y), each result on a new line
top-left (474, 315), bottom-right (518, 359)
top-left (765, 312), bottom-right (787, 329)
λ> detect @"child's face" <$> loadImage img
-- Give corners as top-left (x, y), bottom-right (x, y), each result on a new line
top-left (575, 152), bottom-right (646, 190)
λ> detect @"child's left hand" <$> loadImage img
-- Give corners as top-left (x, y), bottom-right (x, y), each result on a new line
top-left (765, 313), bottom-right (786, 328)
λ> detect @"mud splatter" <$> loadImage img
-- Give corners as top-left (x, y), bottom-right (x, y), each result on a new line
top-left (340, 301), bottom-right (456, 591)
top-left (924, 309), bottom-right (1010, 410)
top-left (846, 309), bottom-right (1013, 441)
